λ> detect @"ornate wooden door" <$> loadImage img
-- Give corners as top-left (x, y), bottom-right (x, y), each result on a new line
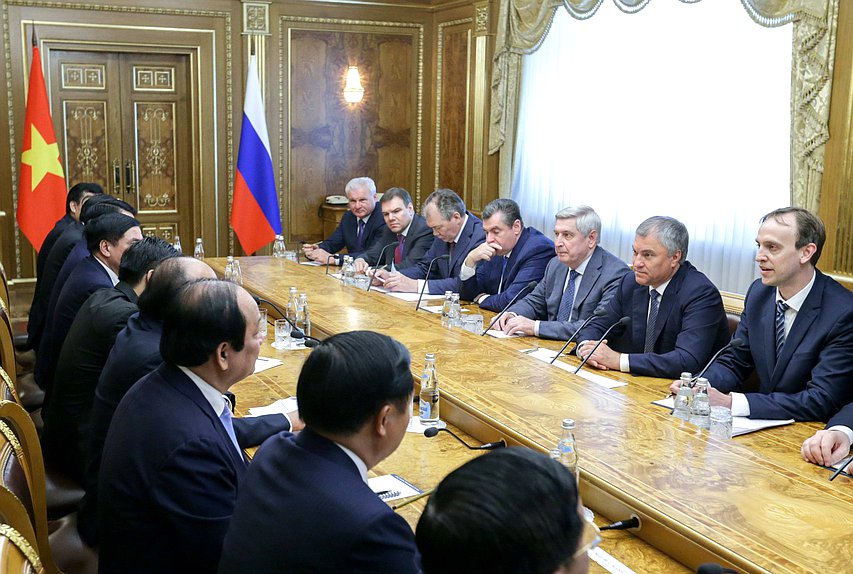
top-left (49, 50), bottom-right (193, 246)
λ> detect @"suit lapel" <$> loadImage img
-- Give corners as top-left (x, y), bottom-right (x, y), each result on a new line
top-left (573, 248), bottom-right (601, 315)
top-left (632, 286), bottom-right (649, 351)
top-left (549, 264), bottom-right (570, 319)
top-left (769, 275), bottom-right (823, 388)
top-left (449, 215), bottom-right (474, 272)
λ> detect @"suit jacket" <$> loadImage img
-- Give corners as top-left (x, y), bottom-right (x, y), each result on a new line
top-left (79, 313), bottom-right (288, 548)
top-left (577, 261), bottom-right (730, 379)
top-left (41, 281), bottom-right (139, 482)
top-left (27, 215), bottom-right (74, 349)
top-left (827, 402), bottom-right (853, 430)
top-left (27, 222), bottom-right (83, 350)
top-left (509, 247), bottom-right (629, 340)
top-left (37, 214), bottom-right (73, 279)
top-left (360, 214), bottom-right (433, 270)
top-left (706, 271), bottom-right (853, 421)
top-left (98, 363), bottom-right (252, 573)
top-left (36, 254), bottom-right (113, 397)
top-left (218, 427), bottom-right (420, 574)
top-left (460, 226), bottom-right (555, 312)
top-left (318, 202), bottom-right (385, 261)
top-left (400, 212), bottom-right (486, 295)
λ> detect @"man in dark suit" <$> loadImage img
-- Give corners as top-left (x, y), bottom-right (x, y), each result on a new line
top-left (577, 216), bottom-right (729, 379)
top-left (496, 205), bottom-right (629, 340)
top-left (35, 213), bottom-right (142, 399)
top-left (672, 207), bottom-right (853, 422)
top-left (98, 279), bottom-right (296, 573)
top-left (376, 188), bottom-right (486, 295)
top-left (802, 402), bottom-right (853, 473)
top-left (302, 176), bottom-right (385, 264)
top-left (353, 187), bottom-right (433, 272)
top-left (458, 198), bottom-right (554, 311)
top-left (41, 236), bottom-right (179, 481)
top-left (79, 256), bottom-right (293, 548)
top-left (219, 331), bottom-right (420, 574)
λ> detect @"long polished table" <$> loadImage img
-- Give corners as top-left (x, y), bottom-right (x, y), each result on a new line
top-left (213, 257), bottom-right (852, 574)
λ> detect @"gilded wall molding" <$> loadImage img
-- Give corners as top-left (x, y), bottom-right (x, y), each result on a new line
top-left (2, 0), bottom-right (233, 272)
top-left (475, 3), bottom-right (489, 35)
top-left (278, 15), bottom-right (424, 206)
top-left (434, 18), bottom-right (472, 193)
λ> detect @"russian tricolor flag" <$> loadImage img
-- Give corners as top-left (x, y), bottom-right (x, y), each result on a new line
top-left (231, 54), bottom-right (281, 255)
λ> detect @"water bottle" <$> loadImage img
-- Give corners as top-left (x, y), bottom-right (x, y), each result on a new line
top-left (231, 259), bottom-right (243, 285)
top-left (194, 238), bottom-right (205, 260)
top-left (672, 371), bottom-right (693, 421)
top-left (419, 353), bottom-right (440, 426)
top-left (298, 293), bottom-right (311, 337)
top-left (556, 418), bottom-right (579, 481)
top-left (224, 256), bottom-right (234, 282)
top-left (689, 377), bottom-right (711, 429)
top-left (286, 287), bottom-right (299, 328)
top-left (440, 291), bottom-right (453, 328)
top-left (448, 293), bottom-right (462, 328)
top-left (342, 256), bottom-right (355, 286)
top-left (173, 235), bottom-right (182, 254)
top-left (272, 235), bottom-right (285, 258)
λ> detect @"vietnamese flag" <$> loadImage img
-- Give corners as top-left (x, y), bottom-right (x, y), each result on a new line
top-left (17, 32), bottom-right (66, 253)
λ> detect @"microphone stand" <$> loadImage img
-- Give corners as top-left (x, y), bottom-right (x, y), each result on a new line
top-left (480, 281), bottom-right (538, 336)
top-left (423, 427), bottom-right (506, 450)
top-left (690, 338), bottom-right (744, 385)
top-left (253, 296), bottom-right (307, 340)
top-left (415, 254), bottom-right (450, 311)
top-left (366, 242), bottom-right (397, 293)
top-left (550, 309), bottom-right (606, 365)
top-left (324, 254), bottom-right (337, 275)
top-left (573, 317), bottom-right (630, 374)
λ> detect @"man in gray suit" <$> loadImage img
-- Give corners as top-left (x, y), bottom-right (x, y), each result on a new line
top-left (495, 205), bottom-right (628, 340)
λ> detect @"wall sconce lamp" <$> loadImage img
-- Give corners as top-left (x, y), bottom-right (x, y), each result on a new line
top-left (343, 65), bottom-right (364, 104)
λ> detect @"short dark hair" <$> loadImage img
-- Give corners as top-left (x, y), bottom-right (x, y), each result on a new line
top-left (118, 236), bottom-right (179, 285)
top-left (138, 257), bottom-right (210, 320)
top-left (760, 207), bottom-right (826, 266)
top-left (423, 189), bottom-right (465, 221)
top-left (482, 198), bottom-right (524, 228)
top-left (297, 331), bottom-right (413, 435)
top-left (80, 196), bottom-right (137, 224)
top-left (381, 187), bottom-right (413, 207)
top-left (83, 213), bottom-right (141, 253)
top-left (416, 448), bottom-right (584, 574)
top-left (160, 279), bottom-right (246, 367)
top-left (66, 182), bottom-right (104, 214)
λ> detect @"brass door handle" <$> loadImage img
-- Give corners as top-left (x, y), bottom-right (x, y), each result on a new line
top-left (125, 160), bottom-right (136, 195)
top-left (113, 160), bottom-right (121, 195)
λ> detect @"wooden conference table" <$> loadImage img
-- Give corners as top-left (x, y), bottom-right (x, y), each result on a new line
top-left (212, 257), bottom-right (852, 574)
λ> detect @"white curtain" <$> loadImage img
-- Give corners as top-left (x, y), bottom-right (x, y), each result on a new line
top-left (512, 0), bottom-right (792, 294)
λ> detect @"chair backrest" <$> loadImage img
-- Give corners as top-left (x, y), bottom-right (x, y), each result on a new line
top-left (0, 305), bottom-right (16, 382)
top-left (0, 368), bottom-right (20, 406)
top-left (0, 401), bottom-right (57, 573)
top-left (0, 486), bottom-right (44, 573)
top-left (0, 261), bottom-right (9, 313)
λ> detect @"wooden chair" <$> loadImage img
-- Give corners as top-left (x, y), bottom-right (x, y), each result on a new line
top-left (0, 400), bottom-right (97, 574)
top-left (0, 308), bottom-right (43, 413)
top-left (0, 262), bottom-right (9, 314)
top-left (0, 486), bottom-right (45, 573)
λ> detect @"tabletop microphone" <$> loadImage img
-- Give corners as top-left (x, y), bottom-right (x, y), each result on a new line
top-left (366, 242), bottom-right (397, 293)
top-left (252, 295), bottom-right (307, 340)
top-left (423, 427), bottom-right (506, 450)
top-left (691, 338), bottom-right (744, 384)
top-left (573, 316), bottom-right (630, 374)
top-left (324, 254), bottom-right (337, 275)
top-left (415, 254), bottom-right (450, 311)
top-left (481, 281), bottom-right (538, 336)
top-left (696, 564), bottom-right (740, 574)
top-left (550, 307), bottom-right (608, 364)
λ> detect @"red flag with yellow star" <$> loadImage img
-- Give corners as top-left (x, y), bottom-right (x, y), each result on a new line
top-left (17, 33), bottom-right (65, 252)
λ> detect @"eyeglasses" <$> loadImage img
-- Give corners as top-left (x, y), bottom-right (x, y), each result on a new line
top-left (572, 512), bottom-right (602, 560)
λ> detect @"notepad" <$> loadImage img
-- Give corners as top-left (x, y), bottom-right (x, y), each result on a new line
top-left (253, 356), bottom-right (283, 374)
top-left (368, 474), bottom-right (422, 502)
top-left (651, 397), bottom-right (794, 436)
top-left (247, 397), bottom-right (298, 417)
top-left (523, 349), bottom-right (626, 388)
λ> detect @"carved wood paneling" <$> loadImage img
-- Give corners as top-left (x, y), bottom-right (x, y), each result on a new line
top-left (437, 24), bottom-right (471, 197)
top-left (134, 102), bottom-right (177, 212)
top-left (61, 64), bottom-right (104, 90)
top-left (63, 100), bottom-right (109, 190)
top-left (141, 222), bottom-right (177, 243)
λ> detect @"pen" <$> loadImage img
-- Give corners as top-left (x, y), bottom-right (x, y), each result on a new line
top-left (829, 454), bottom-right (853, 481)
top-left (391, 488), bottom-right (434, 510)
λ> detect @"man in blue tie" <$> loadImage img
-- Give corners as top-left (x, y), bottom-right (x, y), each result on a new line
top-left (458, 198), bottom-right (554, 312)
top-left (302, 176), bottom-right (385, 264)
top-left (495, 205), bottom-right (629, 340)
top-left (98, 279), bottom-right (297, 573)
top-left (674, 207), bottom-right (853, 422)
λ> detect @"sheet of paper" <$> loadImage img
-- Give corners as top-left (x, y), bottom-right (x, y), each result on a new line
top-left (253, 356), bottom-right (283, 374)
top-left (406, 417), bottom-right (446, 434)
top-left (368, 474), bottom-right (422, 502)
top-left (298, 261), bottom-right (323, 266)
top-left (588, 547), bottom-right (637, 574)
top-left (487, 329), bottom-right (525, 338)
top-left (651, 397), bottom-right (794, 436)
top-left (524, 349), bottom-right (626, 388)
top-left (384, 291), bottom-right (445, 302)
top-left (247, 396), bottom-right (298, 417)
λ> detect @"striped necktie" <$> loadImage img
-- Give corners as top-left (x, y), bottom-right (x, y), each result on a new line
top-left (644, 289), bottom-right (660, 353)
top-left (775, 300), bottom-right (789, 359)
top-left (556, 270), bottom-right (579, 322)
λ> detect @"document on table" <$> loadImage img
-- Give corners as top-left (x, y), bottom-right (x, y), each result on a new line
top-left (247, 396), bottom-right (298, 417)
top-left (384, 291), bottom-right (445, 302)
top-left (521, 348), bottom-right (626, 388)
top-left (651, 397), bottom-right (794, 436)
top-left (253, 356), bottom-right (283, 374)
top-left (368, 474), bottom-right (422, 502)
top-left (485, 329), bottom-right (525, 338)
top-left (298, 261), bottom-right (323, 266)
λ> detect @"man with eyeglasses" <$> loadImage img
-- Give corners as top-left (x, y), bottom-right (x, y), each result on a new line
top-left (416, 447), bottom-right (598, 574)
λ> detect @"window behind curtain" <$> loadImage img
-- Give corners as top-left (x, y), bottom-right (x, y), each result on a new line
top-left (512, 0), bottom-right (792, 294)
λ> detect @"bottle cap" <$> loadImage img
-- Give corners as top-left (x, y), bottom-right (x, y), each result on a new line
top-left (561, 418), bottom-right (575, 430)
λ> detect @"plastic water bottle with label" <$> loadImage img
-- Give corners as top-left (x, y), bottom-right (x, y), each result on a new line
top-left (672, 371), bottom-right (693, 421)
top-left (419, 353), bottom-right (440, 425)
top-left (193, 238), bottom-right (205, 260)
top-left (689, 377), bottom-right (711, 429)
top-left (556, 418), bottom-right (579, 481)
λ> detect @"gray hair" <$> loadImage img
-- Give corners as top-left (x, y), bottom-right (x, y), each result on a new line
top-left (482, 198), bottom-right (524, 228)
top-left (423, 188), bottom-right (465, 221)
top-left (380, 187), bottom-right (413, 206)
top-left (345, 177), bottom-right (377, 197)
top-left (555, 205), bottom-right (601, 241)
top-left (636, 216), bottom-right (688, 262)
